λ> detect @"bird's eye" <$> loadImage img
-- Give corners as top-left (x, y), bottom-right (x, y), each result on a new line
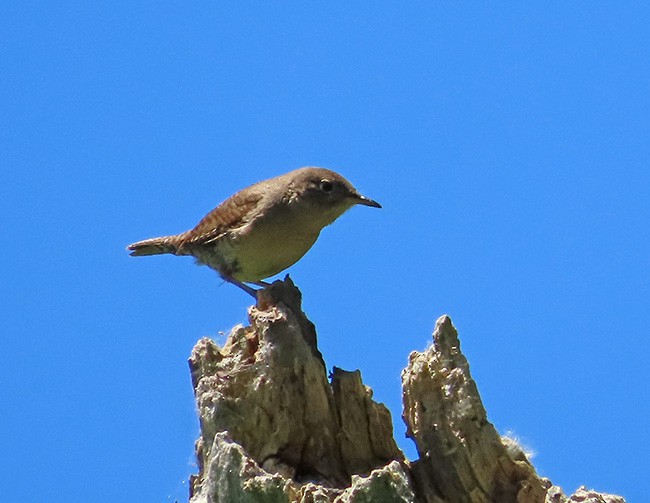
top-left (319, 180), bottom-right (334, 192)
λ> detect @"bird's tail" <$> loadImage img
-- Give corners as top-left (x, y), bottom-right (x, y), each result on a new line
top-left (127, 235), bottom-right (181, 256)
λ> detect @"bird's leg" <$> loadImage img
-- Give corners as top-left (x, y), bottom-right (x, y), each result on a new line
top-left (222, 276), bottom-right (258, 298)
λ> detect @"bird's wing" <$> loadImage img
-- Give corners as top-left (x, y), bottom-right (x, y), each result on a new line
top-left (178, 190), bottom-right (264, 249)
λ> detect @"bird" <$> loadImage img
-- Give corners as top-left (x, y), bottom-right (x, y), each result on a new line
top-left (127, 166), bottom-right (381, 296)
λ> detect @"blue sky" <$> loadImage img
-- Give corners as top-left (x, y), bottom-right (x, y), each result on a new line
top-left (2, 3), bottom-right (648, 501)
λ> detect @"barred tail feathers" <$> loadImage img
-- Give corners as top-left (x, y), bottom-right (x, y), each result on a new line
top-left (127, 235), bottom-right (181, 256)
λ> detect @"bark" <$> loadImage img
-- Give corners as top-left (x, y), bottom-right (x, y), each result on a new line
top-left (187, 277), bottom-right (624, 503)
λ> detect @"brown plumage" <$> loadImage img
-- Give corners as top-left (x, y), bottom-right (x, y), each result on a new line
top-left (127, 167), bottom-right (381, 296)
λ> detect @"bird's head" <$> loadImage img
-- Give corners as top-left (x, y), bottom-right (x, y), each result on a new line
top-left (287, 167), bottom-right (381, 226)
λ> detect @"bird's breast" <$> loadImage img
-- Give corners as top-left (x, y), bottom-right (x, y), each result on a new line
top-left (226, 210), bottom-right (322, 282)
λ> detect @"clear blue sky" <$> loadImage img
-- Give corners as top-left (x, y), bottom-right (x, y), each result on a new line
top-left (2, 3), bottom-right (647, 502)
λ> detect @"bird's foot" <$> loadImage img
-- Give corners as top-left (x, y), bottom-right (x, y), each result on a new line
top-left (222, 276), bottom-right (259, 298)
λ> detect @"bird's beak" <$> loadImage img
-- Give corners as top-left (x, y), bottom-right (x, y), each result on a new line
top-left (354, 193), bottom-right (382, 208)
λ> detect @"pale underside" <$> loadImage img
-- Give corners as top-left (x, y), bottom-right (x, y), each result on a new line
top-left (180, 193), bottom-right (353, 282)
top-left (191, 218), bottom-right (321, 282)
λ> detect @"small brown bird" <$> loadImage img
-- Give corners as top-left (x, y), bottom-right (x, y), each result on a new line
top-left (127, 167), bottom-right (381, 296)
